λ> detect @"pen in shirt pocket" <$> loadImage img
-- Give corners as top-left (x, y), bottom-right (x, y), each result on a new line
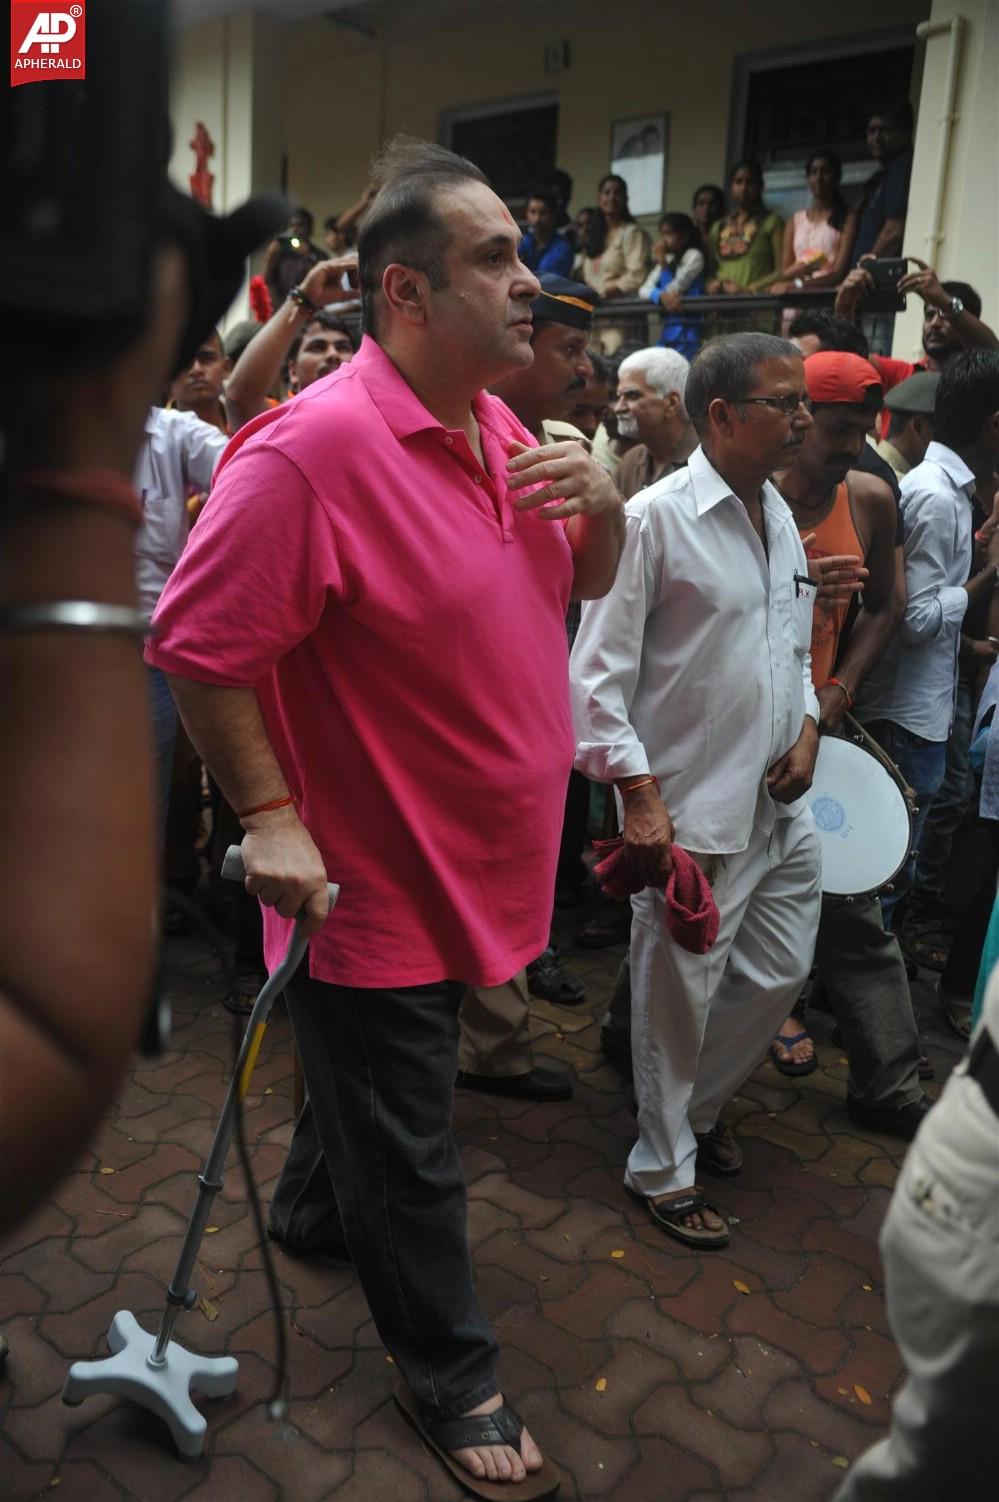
top-left (794, 571), bottom-right (817, 598)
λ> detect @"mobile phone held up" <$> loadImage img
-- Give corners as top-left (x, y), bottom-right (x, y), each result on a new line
top-left (865, 258), bottom-right (908, 314)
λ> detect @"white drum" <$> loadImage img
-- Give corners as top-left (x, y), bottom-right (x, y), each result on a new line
top-left (806, 735), bottom-right (912, 897)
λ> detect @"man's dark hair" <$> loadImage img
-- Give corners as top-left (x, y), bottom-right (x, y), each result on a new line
top-left (933, 349), bottom-right (999, 450)
top-left (288, 311), bottom-right (357, 364)
top-left (290, 205), bottom-right (314, 236)
top-left (686, 333), bottom-right (799, 433)
top-left (544, 167), bottom-right (573, 202)
top-left (869, 98), bottom-right (914, 138)
top-left (323, 213), bottom-right (341, 233)
top-left (357, 136), bottom-right (488, 340)
top-left (787, 310), bottom-right (871, 359)
top-left (940, 280), bottom-right (983, 320)
top-left (526, 186), bottom-right (559, 214)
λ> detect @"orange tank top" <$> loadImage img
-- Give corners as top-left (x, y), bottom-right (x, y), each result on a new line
top-left (796, 482), bottom-right (864, 690)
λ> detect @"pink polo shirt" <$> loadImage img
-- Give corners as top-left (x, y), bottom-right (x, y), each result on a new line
top-left (149, 337), bottom-right (575, 988)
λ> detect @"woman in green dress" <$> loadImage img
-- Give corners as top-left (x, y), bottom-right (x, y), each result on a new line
top-left (706, 159), bottom-right (784, 329)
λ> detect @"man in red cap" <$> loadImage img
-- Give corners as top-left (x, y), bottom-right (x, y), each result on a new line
top-left (772, 350), bottom-right (931, 1136)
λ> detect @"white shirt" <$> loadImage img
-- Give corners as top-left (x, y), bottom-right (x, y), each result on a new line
top-left (854, 441), bottom-right (974, 742)
top-left (570, 445), bottom-right (819, 855)
top-left (134, 408), bottom-right (227, 620)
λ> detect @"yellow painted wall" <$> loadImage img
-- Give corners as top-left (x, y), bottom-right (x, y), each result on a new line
top-left (892, 0), bottom-right (999, 359)
top-left (279, 0), bottom-right (929, 227)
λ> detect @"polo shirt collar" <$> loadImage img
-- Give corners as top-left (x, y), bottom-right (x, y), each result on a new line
top-left (925, 440), bottom-right (976, 494)
top-left (353, 334), bottom-right (495, 444)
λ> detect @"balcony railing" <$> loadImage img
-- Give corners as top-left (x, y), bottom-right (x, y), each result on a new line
top-left (588, 287), bottom-right (838, 346)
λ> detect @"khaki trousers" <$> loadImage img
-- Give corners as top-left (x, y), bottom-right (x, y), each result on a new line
top-left (458, 969), bottom-right (533, 1077)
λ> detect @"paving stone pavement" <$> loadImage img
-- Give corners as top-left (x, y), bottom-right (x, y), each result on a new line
top-left (0, 898), bottom-right (963, 1501)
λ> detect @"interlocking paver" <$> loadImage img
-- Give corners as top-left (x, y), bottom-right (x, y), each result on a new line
top-left (0, 921), bottom-right (953, 1500)
top-left (558, 1340), bottom-right (679, 1435)
top-left (632, 1380), bottom-right (774, 1488)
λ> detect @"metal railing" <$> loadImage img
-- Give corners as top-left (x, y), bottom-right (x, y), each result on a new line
top-left (589, 288), bottom-right (838, 346)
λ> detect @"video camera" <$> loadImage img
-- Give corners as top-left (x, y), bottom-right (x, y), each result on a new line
top-left (1, 0), bottom-right (286, 377)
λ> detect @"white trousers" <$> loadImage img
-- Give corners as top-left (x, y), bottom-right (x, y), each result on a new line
top-left (833, 1006), bottom-right (999, 1500)
top-left (627, 812), bottom-right (821, 1197)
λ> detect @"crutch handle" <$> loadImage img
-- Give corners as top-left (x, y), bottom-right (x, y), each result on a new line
top-left (222, 844), bottom-right (340, 916)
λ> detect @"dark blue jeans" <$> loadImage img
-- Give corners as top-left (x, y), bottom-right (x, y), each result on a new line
top-left (862, 720), bottom-right (948, 931)
top-left (910, 677), bottom-right (975, 914)
top-left (271, 964), bottom-right (499, 1421)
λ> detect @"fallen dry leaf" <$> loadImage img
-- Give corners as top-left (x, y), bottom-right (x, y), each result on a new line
top-left (610, 1250), bottom-right (625, 1259)
top-left (204, 1226), bottom-right (219, 1235)
top-left (264, 1087), bottom-right (274, 1095)
top-left (198, 1298), bottom-right (219, 1323)
top-left (837, 1387), bottom-right (849, 1396)
top-left (595, 1378), bottom-right (607, 1392)
top-left (862, 1284), bottom-right (873, 1292)
top-left (854, 1384), bottom-right (873, 1406)
top-left (832, 1456), bottom-right (849, 1469)
top-left (386, 1355), bottom-right (394, 1364)
top-left (98, 1167), bottom-right (115, 1176)
top-left (733, 1280), bottom-right (751, 1295)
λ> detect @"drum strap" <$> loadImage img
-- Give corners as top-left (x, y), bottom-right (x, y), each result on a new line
top-left (967, 1028), bottom-right (999, 1118)
top-left (843, 713), bottom-right (917, 813)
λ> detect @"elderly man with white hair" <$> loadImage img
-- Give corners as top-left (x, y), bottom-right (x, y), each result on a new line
top-left (614, 346), bottom-right (698, 498)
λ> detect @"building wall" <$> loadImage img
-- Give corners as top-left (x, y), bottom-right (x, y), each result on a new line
top-left (892, 0), bottom-right (999, 359)
top-left (279, 0), bottom-right (929, 227)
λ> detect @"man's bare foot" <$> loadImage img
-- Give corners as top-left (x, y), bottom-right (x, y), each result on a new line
top-left (451, 1393), bottom-right (543, 1484)
top-left (650, 1186), bottom-right (727, 1235)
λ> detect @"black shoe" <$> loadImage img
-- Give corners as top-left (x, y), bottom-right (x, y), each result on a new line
top-left (846, 1094), bottom-right (932, 1141)
top-left (527, 950), bottom-right (586, 1006)
top-left (266, 1219), bottom-right (352, 1263)
top-left (455, 1066), bottom-right (573, 1101)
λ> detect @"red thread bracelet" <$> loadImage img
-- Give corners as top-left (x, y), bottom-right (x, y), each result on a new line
top-left (826, 676), bottom-right (854, 708)
top-left (619, 775), bottom-right (660, 796)
top-left (238, 794), bottom-right (294, 818)
top-left (21, 468), bottom-right (142, 526)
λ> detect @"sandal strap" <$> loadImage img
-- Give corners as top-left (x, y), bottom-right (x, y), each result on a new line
top-left (653, 1192), bottom-right (706, 1221)
top-left (426, 1401), bottom-right (524, 1453)
top-left (773, 1031), bottom-right (810, 1049)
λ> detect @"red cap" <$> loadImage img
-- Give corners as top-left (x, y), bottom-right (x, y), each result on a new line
top-left (804, 351), bottom-right (883, 407)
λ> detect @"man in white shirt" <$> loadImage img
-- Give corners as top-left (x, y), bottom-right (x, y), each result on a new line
top-left (135, 406), bottom-right (226, 834)
top-left (854, 349), bottom-right (999, 929)
top-left (570, 332), bottom-right (822, 1249)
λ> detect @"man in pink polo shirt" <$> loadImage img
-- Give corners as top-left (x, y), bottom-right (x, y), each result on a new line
top-left (149, 137), bottom-right (623, 1497)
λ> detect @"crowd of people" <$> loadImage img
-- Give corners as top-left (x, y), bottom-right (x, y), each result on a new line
top-left (6, 108), bottom-right (999, 1500)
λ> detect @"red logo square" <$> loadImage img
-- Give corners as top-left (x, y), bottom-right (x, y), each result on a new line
top-left (11, 2), bottom-right (86, 88)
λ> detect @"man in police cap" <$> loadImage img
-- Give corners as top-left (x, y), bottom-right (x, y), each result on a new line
top-left (876, 370), bottom-right (940, 479)
top-left (491, 272), bottom-right (600, 446)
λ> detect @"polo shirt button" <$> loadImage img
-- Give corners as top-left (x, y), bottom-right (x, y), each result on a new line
top-left (474, 474), bottom-right (482, 484)
top-left (444, 435), bottom-right (454, 445)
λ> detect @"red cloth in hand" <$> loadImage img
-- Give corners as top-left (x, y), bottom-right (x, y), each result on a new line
top-left (592, 837), bottom-right (720, 954)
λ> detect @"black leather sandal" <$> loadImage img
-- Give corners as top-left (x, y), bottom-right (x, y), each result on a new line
top-left (393, 1382), bottom-right (560, 1500)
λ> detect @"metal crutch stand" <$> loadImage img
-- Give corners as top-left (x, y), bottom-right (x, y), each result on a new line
top-left (61, 845), bottom-right (339, 1459)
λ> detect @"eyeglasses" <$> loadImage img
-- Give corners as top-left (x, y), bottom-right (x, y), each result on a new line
top-left (736, 393), bottom-right (813, 416)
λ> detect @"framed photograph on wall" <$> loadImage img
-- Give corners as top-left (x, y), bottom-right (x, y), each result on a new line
top-left (610, 114), bottom-right (668, 218)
